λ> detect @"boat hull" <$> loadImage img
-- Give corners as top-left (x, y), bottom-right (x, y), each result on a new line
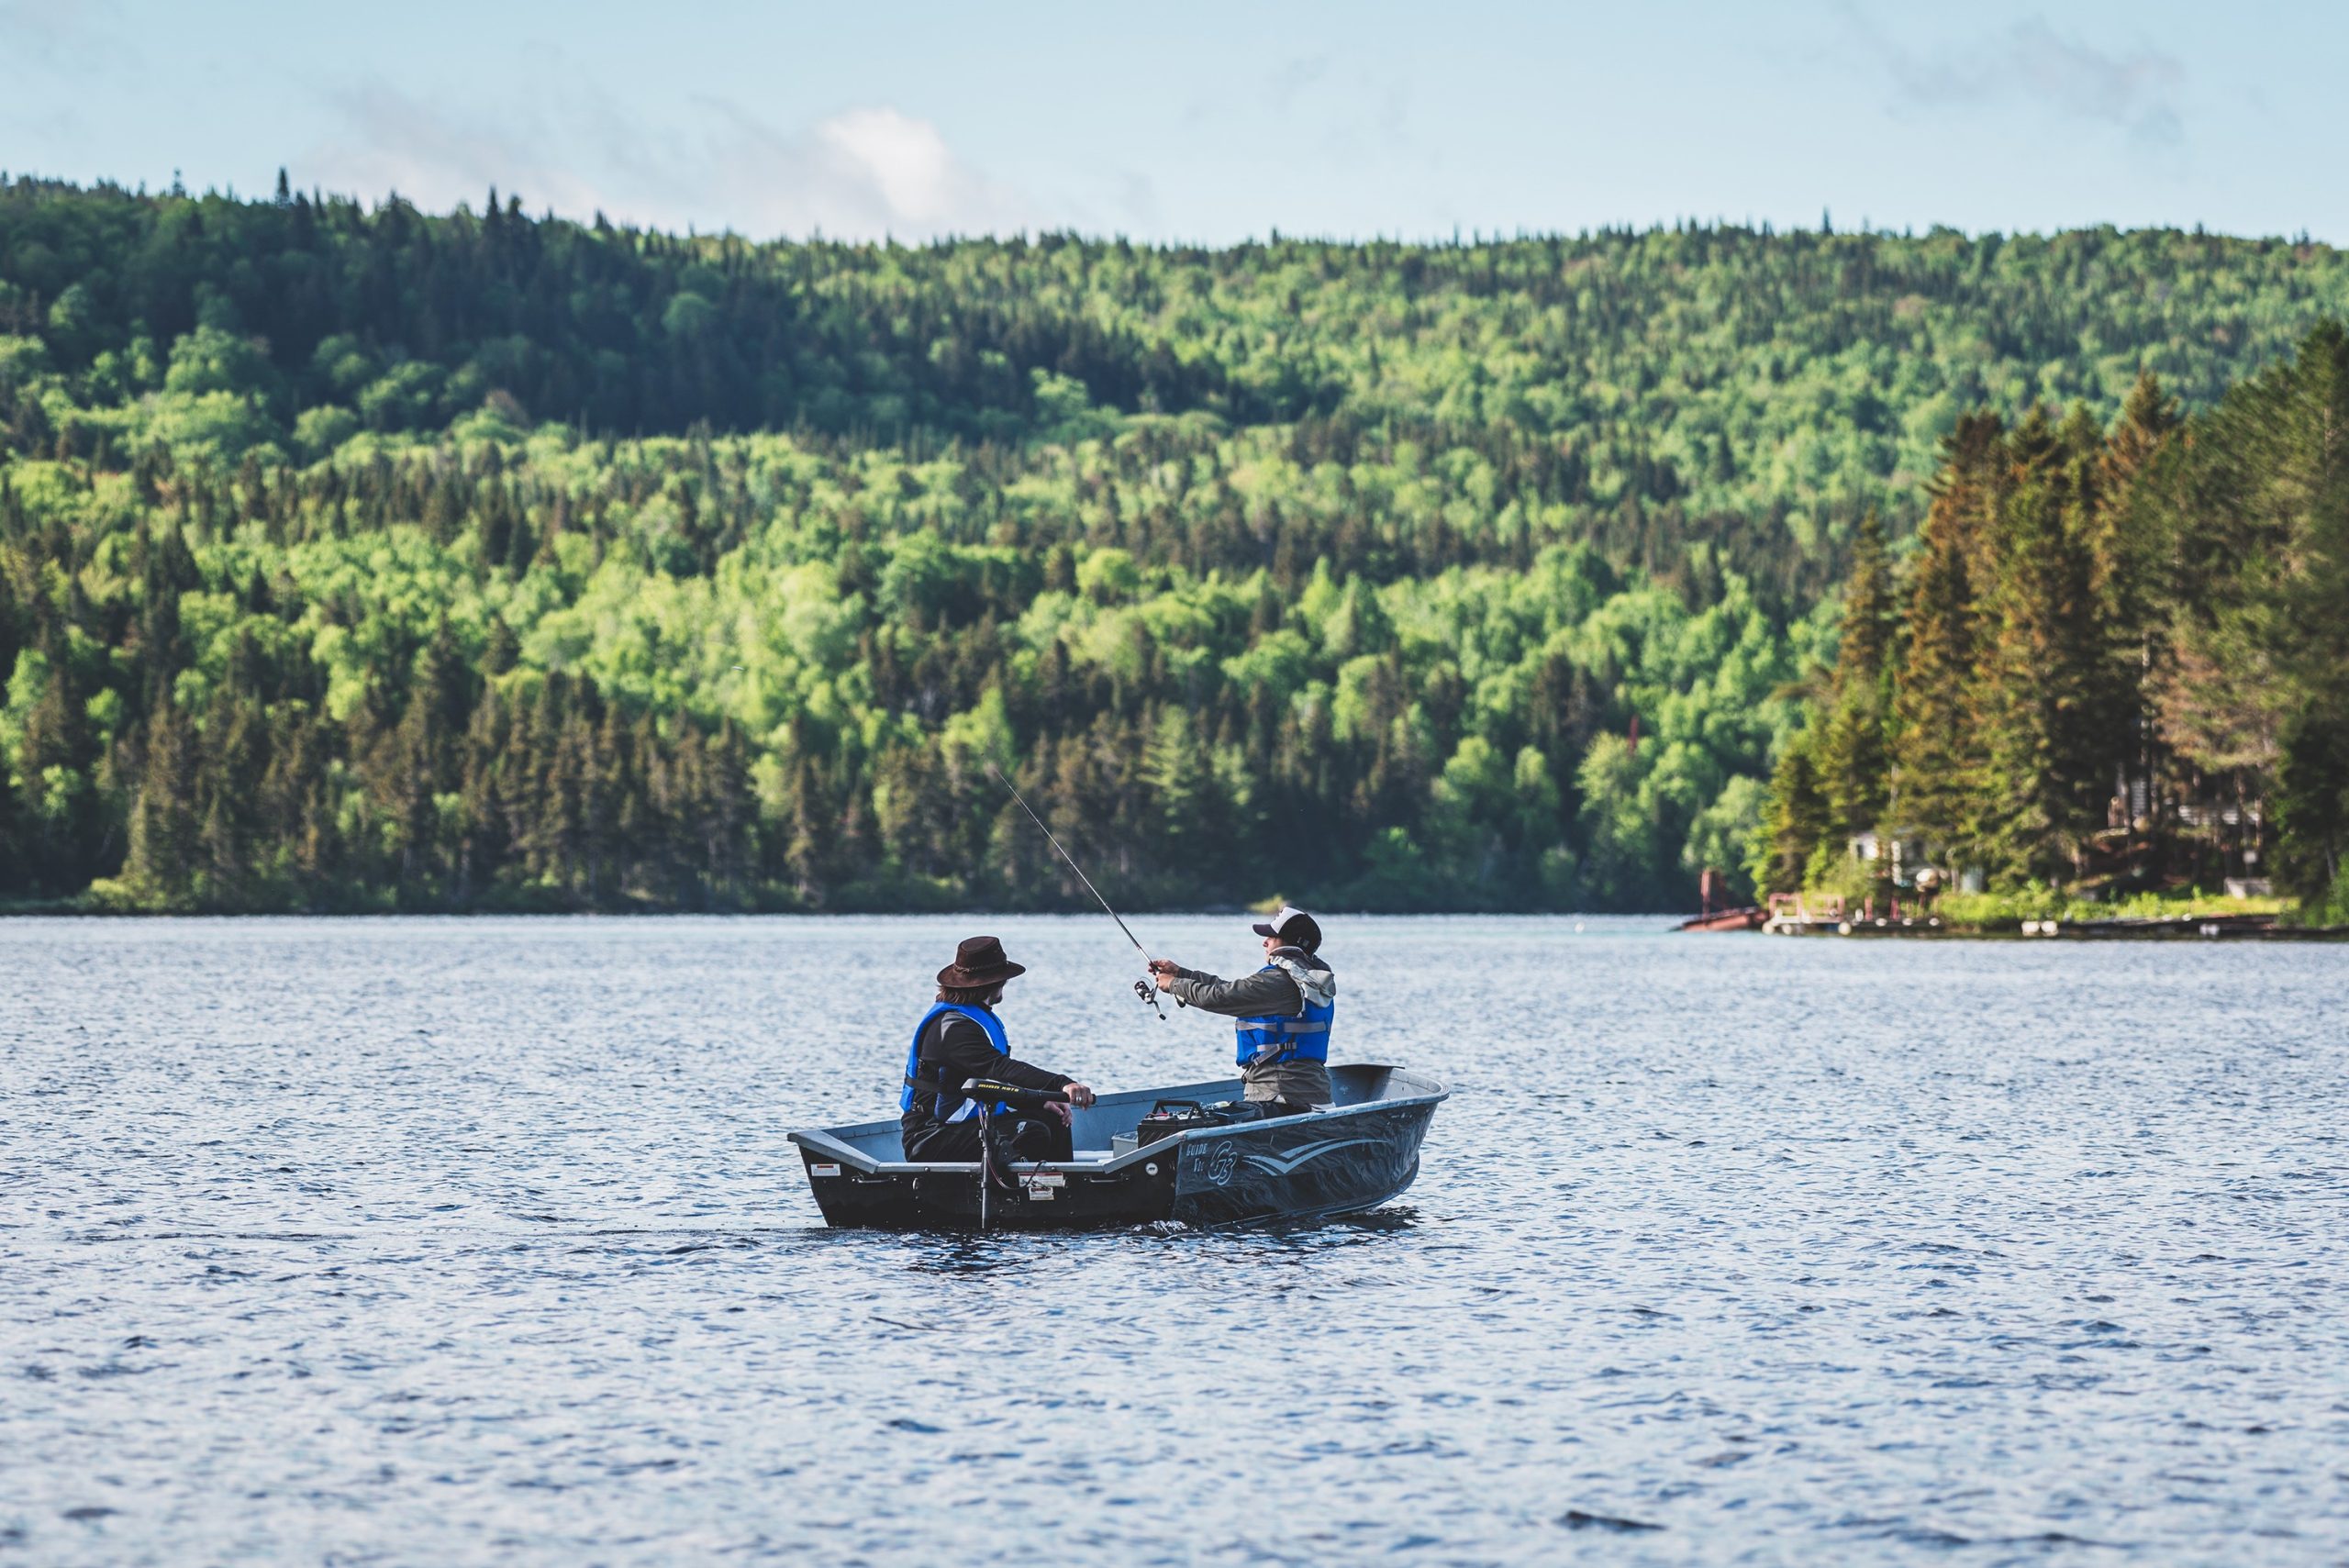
top-left (789, 1064), bottom-right (1446, 1231)
top-left (1167, 1098), bottom-right (1433, 1228)
top-left (796, 1150), bottom-right (1179, 1230)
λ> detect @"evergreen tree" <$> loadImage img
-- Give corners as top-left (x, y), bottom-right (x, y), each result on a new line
top-left (1815, 511), bottom-right (1898, 843)
top-left (123, 705), bottom-right (199, 905)
top-left (1891, 415), bottom-right (1998, 859)
top-left (2152, 322), bottom-right (2349, 899)
top-left (2091, 373), bottom-right (2181, 841)
top-left (1972, 410), bottom-right (2109, 882)
top-left (1749, 734), bottom-right (1830, 895)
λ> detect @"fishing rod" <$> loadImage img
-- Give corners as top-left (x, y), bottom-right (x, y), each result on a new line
top-left (985, 764), bottom-right (1175, 1020)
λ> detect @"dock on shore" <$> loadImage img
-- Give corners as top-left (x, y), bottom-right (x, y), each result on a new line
top-left (1755, 892), bottom-right (1942, 936)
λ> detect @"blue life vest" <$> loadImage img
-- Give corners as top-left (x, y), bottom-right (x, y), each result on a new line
top-left (1233, 954), bottom-right (1336, 1069)
top-left (899, 1002), bottom-right (1010, 1123)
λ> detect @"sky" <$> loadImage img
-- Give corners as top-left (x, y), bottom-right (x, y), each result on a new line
top-left (3, 0), bottom-right (2343, 244)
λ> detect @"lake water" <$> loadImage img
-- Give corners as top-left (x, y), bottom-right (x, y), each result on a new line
top-left (3, 916), bottom-right (2345, 1564)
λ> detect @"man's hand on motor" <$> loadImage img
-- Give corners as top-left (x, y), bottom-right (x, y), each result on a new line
top-left (1063, 1083), bottom-right (1097, 1108)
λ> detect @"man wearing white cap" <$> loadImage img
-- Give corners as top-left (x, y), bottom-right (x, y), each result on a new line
top-left (1147, 906), bottom-right (1335, 1118)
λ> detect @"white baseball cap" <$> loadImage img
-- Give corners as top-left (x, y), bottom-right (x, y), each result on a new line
top-left (1250, 906), bottom-right (1321, 947)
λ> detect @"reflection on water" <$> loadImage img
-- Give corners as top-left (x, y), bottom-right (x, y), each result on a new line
top-left (4, 915), bottom-right (2346, 1564)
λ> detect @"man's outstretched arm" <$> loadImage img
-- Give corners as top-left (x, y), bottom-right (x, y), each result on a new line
top-left (1147, 960), bottom-right (1300, 1018)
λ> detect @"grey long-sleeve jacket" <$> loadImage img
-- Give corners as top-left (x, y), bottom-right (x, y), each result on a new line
top-left (1165, 944), bottom-right (1335, 1107)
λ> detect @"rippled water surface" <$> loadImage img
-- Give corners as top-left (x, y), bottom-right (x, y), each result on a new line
top-left (4, 916), bottom-right (2346, 1564)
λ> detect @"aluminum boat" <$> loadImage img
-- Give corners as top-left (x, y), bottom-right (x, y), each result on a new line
top-left (788, 1062), bottom-right (1448, 1229)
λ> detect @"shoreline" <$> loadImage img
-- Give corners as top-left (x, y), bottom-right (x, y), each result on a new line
top-left (1751, 914), bottom-right (2349, 941)
top-left (8, 899), bottom-right (2344, 940)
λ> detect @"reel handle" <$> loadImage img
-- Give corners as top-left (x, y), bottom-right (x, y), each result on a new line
top-left (1133, 976), bottom-right (1166, 1019)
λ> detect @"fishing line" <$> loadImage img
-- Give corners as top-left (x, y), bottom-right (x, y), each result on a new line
top-left (984, 764), bottom-right (1174, 1020)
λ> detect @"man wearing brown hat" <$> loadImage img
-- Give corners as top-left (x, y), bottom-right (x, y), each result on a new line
top-left (1147, 905), bottom-right (1335, 1118)
top-left (899, 935), bottom-right (1097, 1162)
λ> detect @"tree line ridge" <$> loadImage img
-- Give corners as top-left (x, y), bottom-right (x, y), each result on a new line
top-left (0, 176), bottom-right (2343, 912)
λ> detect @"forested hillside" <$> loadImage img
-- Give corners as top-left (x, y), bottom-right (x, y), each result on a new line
top-left (3, 174), bottom-right (2346, 911)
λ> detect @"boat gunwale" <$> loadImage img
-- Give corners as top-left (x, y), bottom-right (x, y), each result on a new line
top-left (788, 1064), bottom-right (1448, 1177)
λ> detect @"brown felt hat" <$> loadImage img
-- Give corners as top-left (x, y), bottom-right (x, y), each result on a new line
top-left (938, 935), bottom-right (1026, 988)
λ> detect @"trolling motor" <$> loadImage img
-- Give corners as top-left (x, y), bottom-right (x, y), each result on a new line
top-left (963, 1079), bottom-right (1072, 1230)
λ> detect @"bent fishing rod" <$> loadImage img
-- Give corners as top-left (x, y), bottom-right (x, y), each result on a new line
top-left (985, 764), bottom-right (1178, 1020)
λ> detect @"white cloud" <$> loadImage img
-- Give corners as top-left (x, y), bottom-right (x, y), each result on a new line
top-left (701, 101), bottom-right (1037, 239)
top-left (304, 84), bottom-right (611, 221)
top-left (0, 0), bottom-right (130, 69)
top-left (1851, 11), bottom-right (2186, 150)
top-left (821, 107), bottom-right (969, 228)
top-left (300, 84), bottom-right (1038, 240)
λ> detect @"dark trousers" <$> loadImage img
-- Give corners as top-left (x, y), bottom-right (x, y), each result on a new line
top-left (905, 1114), bottom-right (1073, 1163)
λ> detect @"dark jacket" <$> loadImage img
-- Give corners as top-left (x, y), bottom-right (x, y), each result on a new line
top-left (899, 1008), bottom-right (1072, 1151)
top-left (1164, 945), bottom-right (1335, 1106)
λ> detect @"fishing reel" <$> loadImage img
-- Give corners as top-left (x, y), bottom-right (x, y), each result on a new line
top-left (1132, 977), bottom-right (1186, 1018)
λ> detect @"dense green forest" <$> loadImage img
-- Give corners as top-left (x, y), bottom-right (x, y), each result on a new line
top-left (3, 173), bottom-right (2346, 911)
top-left (1755, 327), bottom-right (2349, 922)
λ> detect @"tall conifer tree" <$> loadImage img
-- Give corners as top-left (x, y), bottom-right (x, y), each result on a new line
top-left (1973, 409), bottom-right (2109, 882)
top-left (1892, 415), bottom-right (1999, 860)
top-left (1816, 510), bottom-right (1898, 845)
top-left (1748, 734), bottom-right (1831, 895)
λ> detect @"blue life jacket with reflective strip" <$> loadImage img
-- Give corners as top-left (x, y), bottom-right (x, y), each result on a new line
top-left (899, 1003), bottom-right (1010, 1124)
top-left (1233, 952), bottom-right (1335, 1069)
